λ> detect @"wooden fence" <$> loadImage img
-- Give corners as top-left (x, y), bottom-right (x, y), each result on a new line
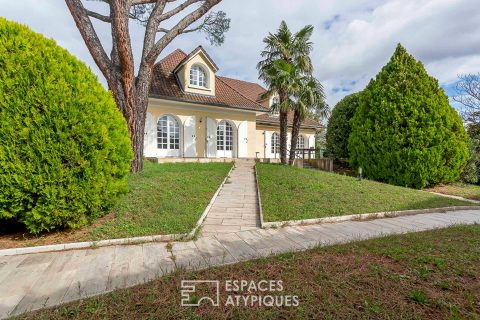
top-left (294, 158), bottom-right (334, 172)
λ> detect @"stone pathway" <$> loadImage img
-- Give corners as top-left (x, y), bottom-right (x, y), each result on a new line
top-left (201, 160), bottom-right (260, 236)
top-left (1, 210), bottom-right (480, 318)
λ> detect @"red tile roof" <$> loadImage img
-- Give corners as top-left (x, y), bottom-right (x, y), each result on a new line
top-left (149, 47), bottom-right (321, 129)
top-left (218, 76), bottom-right (268, 103)
top-left (149, 49), bottom-right (268, 111)
top-left (256, 111), bottom-right (322, 129)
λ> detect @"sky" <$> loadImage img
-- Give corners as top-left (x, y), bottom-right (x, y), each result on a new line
top-left (1, 0), bottom-right (479, 108)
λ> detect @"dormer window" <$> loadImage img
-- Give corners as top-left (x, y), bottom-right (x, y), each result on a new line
top-left (190, 65), bottom-right (207, 88)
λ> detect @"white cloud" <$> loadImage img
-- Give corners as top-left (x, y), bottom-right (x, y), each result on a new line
top-left (1, 0), bottom-right (479, 107)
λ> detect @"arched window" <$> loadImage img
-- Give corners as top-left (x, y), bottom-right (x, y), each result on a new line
top-left (271, 133), bottom-right (279, 154)
top-left (157, 115), bottom-right (179, 150)
top-left (190, 65), bottom-right (207, 88)
top-left (296, 135), bottom-right (305, 150)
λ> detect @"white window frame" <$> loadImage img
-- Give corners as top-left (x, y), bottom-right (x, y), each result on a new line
top-left (189, 65), bottom-right (208, 88)
top-left (157, 115), bottom-right (181, 157)
top-left (296, 135), bottom-right (305, 150)
top-left (271, 132), bottom-right (280, 156)
top-left (217, 120), bottom-right (233, 158)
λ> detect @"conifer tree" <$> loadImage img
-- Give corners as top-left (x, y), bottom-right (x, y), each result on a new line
top-left (348, 44), bottom-right (468, 188)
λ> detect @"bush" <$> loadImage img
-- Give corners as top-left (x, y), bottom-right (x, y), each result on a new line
top-left (348, 44), bottom-right (468, 189)
top-left (0, 18), bottom-right (132, 233)
top-left (325, 92), bottom-right (361, 159)
top-left (461, 137), bottom-right (480, 184)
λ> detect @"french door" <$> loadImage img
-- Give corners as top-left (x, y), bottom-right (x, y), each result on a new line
top-left (157, 115), bottom-right (180, 157)
top-left (216, 120), bottom-right (233, 158)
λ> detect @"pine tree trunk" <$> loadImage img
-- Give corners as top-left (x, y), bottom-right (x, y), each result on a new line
top-left (130, 108), bottom-right (146, 173)
top-left (109, 70), bottom-right (151, 173)
top-left (288, 110), bottom-right (303, 165)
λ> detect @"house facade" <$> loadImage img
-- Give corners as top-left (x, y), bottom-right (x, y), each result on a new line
top-left (144, 46), bottom-right (321, 160)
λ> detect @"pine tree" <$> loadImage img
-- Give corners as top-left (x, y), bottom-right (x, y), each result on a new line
top-left (348, 44), bottom-right (468, 189)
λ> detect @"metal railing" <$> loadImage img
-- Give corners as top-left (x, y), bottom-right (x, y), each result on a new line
top-left (293, 148), bottom-right (317, 160)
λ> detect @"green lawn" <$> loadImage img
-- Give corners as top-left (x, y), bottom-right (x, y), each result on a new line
top-left (256, 164), bottom-right (474, 222)
top-left (427, 183), bottom-right (480, 201)
top-left (88, 161), bottom-right (232, 238)
top-left (0, 162), bottom-right (232, 248)
top-left (21, 225), bottom-right (480, 319)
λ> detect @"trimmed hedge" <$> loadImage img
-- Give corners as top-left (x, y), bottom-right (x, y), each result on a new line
top-left (0, 18), bottom-right (132, 233)
top-left (348, 44), bottom-right (468, 189)
top-left (325, 92), bottom-right (361, 159)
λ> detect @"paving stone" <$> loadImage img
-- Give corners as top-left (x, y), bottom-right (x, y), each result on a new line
top-left (203, 218), bottom-right (224, 225)
top-left (105, 245), bottom-right (142, 292)
top-left (214, 233), bottom-right (244, 243)
top-left (216, 240), bottom-right (258, 261)
top-left (2, 208), bottom-right (480, 318)
top-left (279, 228), bottom-right (320, 246)
top-left (194, 237), bottom-right (229, 257)
top-left (211, 202), bottom-right (245, 208)
top-left (171, 241), bottom-right (197, 251)
top-left (0, 255), bottom-right (28, 285)
top-left (365, 220), bottom-right (411, 233)
top-left (0, 295), bottom-right (25, 319)
top-left (226, 208), bottom-right (257, 214)
top-left (141, 243), bottom-right (173, 281)
top-left (201, 225), bottom-right (242, 233)
top-left (203, 253), bottom-right (238, 266)
top-left (171, 248), bottom-right (206, 270)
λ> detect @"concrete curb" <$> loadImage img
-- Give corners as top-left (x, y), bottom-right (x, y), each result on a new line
top-left (262, 206), bottom-right (480, 229)
top-left (254, 163), bottom-right (265, 228)
top-left (0, 163), bottom-right (235, 257)
top-left (426, 191), bottom-right (480, 204)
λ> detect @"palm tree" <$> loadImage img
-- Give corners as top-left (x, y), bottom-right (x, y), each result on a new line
top-left (257, 21), bottom-right (314, 164)
top-left (288, 76), bottom-right (328, 165)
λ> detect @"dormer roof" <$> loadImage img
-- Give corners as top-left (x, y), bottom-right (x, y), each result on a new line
top-left (173, 45), bottom-right (219, 73)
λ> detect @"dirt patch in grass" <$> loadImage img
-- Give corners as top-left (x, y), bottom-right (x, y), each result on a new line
top-left (19, 225), bottom-right (480, 319)
top-left (426, 183), bottom-right (480, 201)
top-left (0, 162), bottom-right (232, 249)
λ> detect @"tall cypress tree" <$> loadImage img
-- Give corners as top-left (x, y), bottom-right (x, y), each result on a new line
top-left (348, 44), bottom-right (468, 189)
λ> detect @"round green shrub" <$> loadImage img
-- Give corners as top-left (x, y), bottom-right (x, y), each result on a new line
top-left (326, 92), bottom-right (361, 159)
top-left (0, 18), bottom-right (133, 233)
top-left (348, 44), bottom-right (468, 189)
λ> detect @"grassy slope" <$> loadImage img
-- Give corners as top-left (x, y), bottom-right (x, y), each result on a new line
top-left (88, 161), bottom-right (232, 238)
top-left (257, 164), bottom-right (474, 222)
top-left (427, 183), bottom-right (480, 201)
top-left (0, 162), bottom-right (231, 248)
top-left (22, 225), bottom-right (480, 319)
